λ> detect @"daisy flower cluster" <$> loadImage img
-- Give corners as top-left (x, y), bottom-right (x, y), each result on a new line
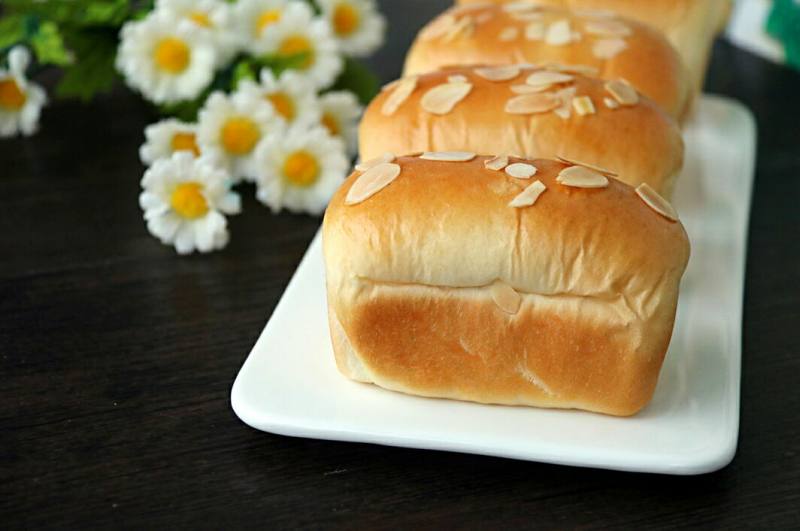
top-left (126, 0), bottom-right (386, 255)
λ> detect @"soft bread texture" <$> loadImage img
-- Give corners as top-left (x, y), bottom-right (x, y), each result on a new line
top-left (455, 0), bottom-right (731, 94)
top-left (361, 65), bottom-right (684, 197)
top-left (323, 155), bottom-right (690, 416)
top-left (405, 4), bottom-right (691, 121)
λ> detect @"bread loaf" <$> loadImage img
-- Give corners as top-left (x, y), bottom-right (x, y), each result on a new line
top-left (455, 0), bottom-right (731, 94)
top-left (323, 154), bottom-right (690, 416)
top-left (361, 65), bottom-right (683, 196)
top-left (405, 4), bottom-right (691, 121)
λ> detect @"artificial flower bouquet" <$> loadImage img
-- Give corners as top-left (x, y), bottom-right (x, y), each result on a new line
top-left (0, 0), bottom-right (386, 254)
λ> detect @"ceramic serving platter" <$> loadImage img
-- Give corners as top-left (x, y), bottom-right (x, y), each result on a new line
top-left (232, 95), bottom-right (755, 475)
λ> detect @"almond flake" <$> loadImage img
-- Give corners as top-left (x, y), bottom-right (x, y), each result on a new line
top-left (381, 79), bottom-right (399, 92)
top-left (381, 77), bottom-right (417, 116)
top-left (593, 38), bottom-right (628, 59)
top-left (491, 281), bottom-right (522, 315)
top-left (603, 97), bottom-right (619, 109)
top-left (499, 26), bottom-right (520, 41)
top-left (505, 93), bottom-right (559, 114)
top-left (419, 15), bottom-right (455, 41)
top-left (513, 11), bottom-right (544, 22)
top-left (509, 179), bottom-right (546, 207)
top-left (552, 86), bottom-right (576, 120)
top-left (556, 165), bottom-right (609, 188)
top-left (605, 79), bottom-right (638, 105)
top-left (636, 183), bottom-right (678, 221)
top-left (545, 19), bottom-right (573, 46)
top-left (502, 1), bottom-right (539, 13)
top-left (484, 155), bottom-right (509, 171)
top-left (553, 106), bottom-right (570, 119)
top-left (443, 16), bottom-right (475, 42)
top-left (355, 152), bottom-right (395, 172)
top-left (420, 151), bottom-right (476, 162)
top-left (524, 21), bottom-right (546, 40)
top-left (448, 74), bottom-right (469, 83)
top-left (474, 65), bottom-right (521, 82)
top-left (421, 82), bottom-right (473, 115)
top-left (345, 162), bottom-right (401, 205)
top-left (556, 155), bottom-right (617, 176)
top-left (584, 20), bottom-right (631, 37)
top-left (505, 162), bottom-right (537, 179)
top-left (510, 84), bottom-right (549, 94)
top-left (545, 63), bottom-right (599, 76)
top-left (572, 95), bottom-right (595, 116)
top-left (575, 8), bottom-right (617, 19)
top-left (526, 71), bottom-right (574, 86)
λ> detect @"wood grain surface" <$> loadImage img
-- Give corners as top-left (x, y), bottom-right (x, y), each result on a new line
top-left (2, 1), bottom-right (799, 528)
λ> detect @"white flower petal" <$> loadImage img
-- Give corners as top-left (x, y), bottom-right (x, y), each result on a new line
top-left (174, 223), bottom-right (196, 254)
top-left (8, 46), bottom-right (31, 74)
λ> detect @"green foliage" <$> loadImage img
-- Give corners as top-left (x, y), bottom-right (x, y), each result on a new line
top-left (231, 60), bottom-right (258, 89)
top-left (1, 0), bottom-right (133, 27)
top-left (1, 0), bottom-right (133, 99)
top-left (55, 29), bottom-right (118, 101)
top-left (0, 15), bottom-right (27, 50)
top-left (257, 52), bottom-right (313, 76)
top-left (30, 22), bottom-right (73, 66)
top-left (330, 57), bottom-right (379, 105)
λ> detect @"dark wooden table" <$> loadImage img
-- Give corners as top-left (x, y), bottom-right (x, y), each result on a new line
top-left (3, 1), bottom-right (800, 528)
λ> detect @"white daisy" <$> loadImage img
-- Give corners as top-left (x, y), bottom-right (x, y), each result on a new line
top-left (318, 90), bottom-right (361, 155)
top-left (317, 0), bottom-right (386, 57)
top-left (116, 11), bottom-right (217, 104)
top-left (0, 46), bottom-right (47, 138)
top-left (139, 152), bottom-right (241, 255)
top-left (140, 119), bottom-right (201, 166)
top-left (254, 125), bottom-right (349, 215)
top-left (232, 0), bottom-right (289, 53)
top-left (251, 2), bottom-right (343, 89)
top-left (155, 0), bottom-right (238, 66)
top-left (197, 89), bottom-right (283, 182)
top-left (236, 69), bottom-right (321, 128)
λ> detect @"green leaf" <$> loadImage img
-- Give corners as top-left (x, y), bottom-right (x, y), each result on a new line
top-left (55, 29), bottom-right (118, 101)
top-left (0, 14), bottom-right (27, 50)
top-left (330, 57), bottom-right (379, 105)
top-left (231, 60), bottom-right (257, 89)
top-left (1, 0), bottom-right (132, 27)
top-left (257, 51), bottom-right (312, 76)
top-left (30, 21), bottom-right (73, 66)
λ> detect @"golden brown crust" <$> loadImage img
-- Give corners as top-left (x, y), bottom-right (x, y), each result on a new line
top-left (454, 0), bottom-right (731, 93)
top-left (405, 4), bottom-right (692, 120)
top-left (322, 155), bottom-right (690, 416)
top-left (361, 65), bottom-right (683, 196)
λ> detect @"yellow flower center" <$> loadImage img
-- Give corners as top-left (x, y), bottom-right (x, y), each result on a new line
top-left (0, 78), bottom-right (26, 110)
top-left (283, 150), bottom-right (319, 187)
top-left (188, 11), bottom-right (213, 27)
top-left (333, 3), bottom-right (360, 36)
top-left (278, 36), bottom-right (314, 69)
top-left (171, 182), bottom-right (209, 219)
top-left (170, 132), bottom-right (200, 156)
top-left (256, 9), bottom-right (282, 34)
top-left (154, 37), bottom-right (191, 74)
top-left (221, 117), bottom-right (260, 155)
top-left (321, 112), bottom-right (340, 136)
top-left (267, 92), bottom-right (295, 121)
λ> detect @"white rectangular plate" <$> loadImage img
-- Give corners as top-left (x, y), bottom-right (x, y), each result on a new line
top-left (232, 96), bottom-right (756, 475)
